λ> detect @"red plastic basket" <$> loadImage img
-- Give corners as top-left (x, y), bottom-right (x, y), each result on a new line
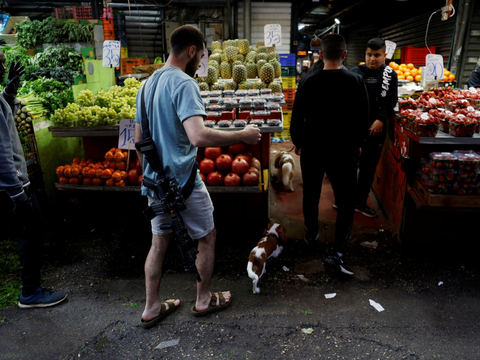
top-left (101, 19), bottom-right (114, 31)
top-left (401, 46), bottom-right (436, 67)
top-left (55, 7), bottom-right (74, 20)
top-left (73, 6), bottom-right (92, 20)
top-left (282, 89), bottom-right (296, 101)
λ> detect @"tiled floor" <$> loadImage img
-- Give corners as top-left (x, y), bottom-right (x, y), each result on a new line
top-left (269, 141), bottom-right (387, 238)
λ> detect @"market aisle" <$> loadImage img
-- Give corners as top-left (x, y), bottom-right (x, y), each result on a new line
top-left (269, 141), bottom-right (387, 239)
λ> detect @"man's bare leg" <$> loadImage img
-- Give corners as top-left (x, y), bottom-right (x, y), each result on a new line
top-left (142, 233), bottom-right (180, 321)
top-left (194, 228), bottom-right (231, 311)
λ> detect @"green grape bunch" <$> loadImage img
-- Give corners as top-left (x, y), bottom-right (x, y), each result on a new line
top-left (76, 89), bottom-right (95, 107)
top-left (95, 90), bottom-right (113, 108)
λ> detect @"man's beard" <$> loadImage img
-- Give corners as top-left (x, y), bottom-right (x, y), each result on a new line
top-left (185, 57), bottom-right (197, 77)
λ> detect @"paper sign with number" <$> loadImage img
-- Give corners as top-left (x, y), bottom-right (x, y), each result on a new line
top-left (195, 54), bottom-right (209, 77)
top-left (103, 41), bottom-right (121, 67)
top-left (118, 119), bottom-right (136, 150)
top-left (425, 54), bottom-right (444, 80)
top-left (385, 40), bottom-right (396, 59)
top-left (264, 24), bottom-right (282, 47)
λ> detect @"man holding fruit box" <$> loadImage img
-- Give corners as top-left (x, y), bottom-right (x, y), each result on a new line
top-left (135, 25), bottom-right (261, 329)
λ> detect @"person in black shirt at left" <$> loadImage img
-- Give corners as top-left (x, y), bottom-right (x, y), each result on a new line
top-left (290, 34), bottom-right (369, 275)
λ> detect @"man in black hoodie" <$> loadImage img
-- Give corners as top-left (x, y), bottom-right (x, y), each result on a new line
top-left (290, 34), bottom-right (369, 275)
top-left (350, 38), bottom-right (398, 218)
top-left (0, 50), bottom-right (67, 308)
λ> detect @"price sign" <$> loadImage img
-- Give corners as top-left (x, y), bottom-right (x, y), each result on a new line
top-left (195, 54), bottom-right (209, 77)
top-left (118, 119), bottom-right (136, 149)
top-left (385, 40), bottom-right (396, 59)
top-left (425, 54), bottom-right (444, 79)
top-left (264, 24), bottom-right (282, 47)
top-left (103, 40), bottom-right (121, 68)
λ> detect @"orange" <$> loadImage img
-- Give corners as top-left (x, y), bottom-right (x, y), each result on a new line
top-left (395, 69), bottom-right (402, 76)
top-left (389, 61), bottom-right (399, 70)
top-left (92, 178), bottom-right (103, 186)
top-left (398, 75), bottom-right (405, 80)
top-left (449, 74), bottom-right (455, 81)
top-left (403, 71), bottom-right (411, 77)
top-left (407, 63), bottom-right (414, 70)
top-left (359, 61), bottom-right (365, 65)
top-left (83, 178), bottom-right (93, 186)
top-left (406, 75), bottom-right (414, 81)
top-left (444, 69), bottom-right (451, 76)
top-left (415, 74), bottom-right (422, 81)
top-left (411, 69), bottom-right (418, 76)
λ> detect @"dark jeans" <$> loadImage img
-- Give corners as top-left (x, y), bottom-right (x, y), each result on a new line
top-left (0, 187), bottom-right (43, 296)
top-left (356, 136), bottom-right (384, 206)
top-left (300, 150), bottom-right (358, 254)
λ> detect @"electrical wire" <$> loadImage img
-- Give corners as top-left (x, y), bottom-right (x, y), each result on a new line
top-left (425, 9), bottom-right (442, 54)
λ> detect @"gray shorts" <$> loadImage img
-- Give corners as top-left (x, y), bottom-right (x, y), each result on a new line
top-left (148, 183), bottom-right (214, 240)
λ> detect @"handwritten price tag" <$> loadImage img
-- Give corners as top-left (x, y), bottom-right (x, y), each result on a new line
top-left (425, 54), bottom-right (444, 79)
top-left (385, 40), bottom-right (396, 60)
top-left (118, 119), bottom-right (136, 149)
top-left (264, 24), bottom-right (282, 47)
top-left (103, 40), bottom-right (121, 68)
top-left (195, 54), bottom-right (209, 77)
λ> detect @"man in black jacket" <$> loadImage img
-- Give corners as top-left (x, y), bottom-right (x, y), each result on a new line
top-left (350, 38), bottom-right (398, 218)
top-left (466, 59), bottom-right (480, 88)
top-left (290, 34), bottom-right (369, 275)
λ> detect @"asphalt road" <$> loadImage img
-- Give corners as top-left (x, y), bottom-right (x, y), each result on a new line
top-left (1, 192), bottom-right (479, 360)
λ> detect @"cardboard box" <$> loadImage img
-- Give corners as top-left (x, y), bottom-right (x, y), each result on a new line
top-left (132, 63), bottom-right (164, 75)
top-left (81, 47), bottom-right (95, 60)
top-left (74, 75), bottom-right (86, 85)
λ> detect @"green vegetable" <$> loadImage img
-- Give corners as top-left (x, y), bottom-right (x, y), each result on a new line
top-left (154, 56), bottom-right (163, 64)
top-left (14, 20), bottom-right (42, 49)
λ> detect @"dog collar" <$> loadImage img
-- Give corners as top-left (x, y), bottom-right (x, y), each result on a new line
top-left (266, 232), bottom-right (279, 242)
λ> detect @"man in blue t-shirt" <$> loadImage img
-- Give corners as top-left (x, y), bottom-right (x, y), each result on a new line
top-left (135, 25), bottom-right (261, 329)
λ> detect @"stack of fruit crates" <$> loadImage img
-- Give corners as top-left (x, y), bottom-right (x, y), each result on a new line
top-left (279, 54), bottom-right (296, 141)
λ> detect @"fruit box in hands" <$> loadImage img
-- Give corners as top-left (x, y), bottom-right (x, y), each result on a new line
top-left (132, 63), bottom-right (164, 75)
top-left (237, 110), bottom-right (282, 121)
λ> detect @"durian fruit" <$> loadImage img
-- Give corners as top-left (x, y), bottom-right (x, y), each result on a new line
top-left (256, 59), bottom-right (267, 74)
top-left (257, 46), bottom-right (267, 54)
top-left (259, 63), bottom-right (275, 84)
top-left (257, 53), bottom-right (268, 62)
top-left (252, 80), bottom-right (267, 90)
top-left (232, 64), bottom-right (247, 83)
top-left (225, 46), bottom-right (238, 62)
top-left (223, 81), bottom-right (238, 91)
top-left (220, 62), bottom-right (232, 79)
top-left (212, 49), bottom-right (223, 55)
top-left (238, 81), bottom-right (252, 90)
top-left (236, 53), bottom-right (245, 63)
top-left (209, 53), bottom-right (222, 65)
top-left (211, 41), bottom-right (222, 51)
top-left (211, 82), bottom-right (225, 91)
top-left (208, 60), bottom-right (220, 77)
top-left (246, 62), bottom-right (257, 79)
top-left (199, 82), bottom-right (210, 91)
top-left (256, 40), bottom-right (265, 47)
top-left (238, 39), bottom-right (250, 55)
top-left (268, 81), bottom-right (283, 93)
top-left (245, 51), bottom-right (257, 63)
top-left (206, 66), bottom-right (218, 85)
top-left (266, 46), bottom-right (275, 53)
top-left (269, 59), bottom-right (281, 78)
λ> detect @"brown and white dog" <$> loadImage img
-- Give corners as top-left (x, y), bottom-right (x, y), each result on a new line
top-left (274, 150), bottom-right (295, 192)
top-left (247, 223), bottom-right (287, 294)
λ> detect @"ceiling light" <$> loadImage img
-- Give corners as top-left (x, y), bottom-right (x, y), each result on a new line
top-left (298, 24), bottom-right (306, 30)
top-left (334, 18), bottom-right (340, 25)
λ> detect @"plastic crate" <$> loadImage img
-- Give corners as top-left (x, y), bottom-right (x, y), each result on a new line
top-left (282, 111), bottom-right (292, 127)
top-left (401, 46), bottom-right (436, 66)
top-left (101, 19), bottom-right (114, 31)
top-left (55, 7), bottom-right (74, 20)
top-left (281, 66), bottom-right (296, 77)
top-left (103, 7), bottom-right (113, 20)
top-left (121, 47), bottom-right (128, 58)
top-left (121, 58), bottom-right (149, 75)
top-left (73, 6), bottom-right (92, 20)
top-left (282, 99), bottom-right (294, 111)
top-left (104, 30), bottom-right (115, 41)
top-left (279, 54), bottom-right (296, 67)
top-left (281, 76), bottom-right (296, 89)
top-left (22, 135), bottom-right (41, 176)
top-left (282, 88), bottom-right (295, 101)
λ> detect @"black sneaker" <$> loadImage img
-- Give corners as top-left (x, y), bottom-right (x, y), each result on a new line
top-left (355, 204), bottom-right (377, 218)
top-left (18, 286), bottom-right (67, 309)
top-left (332, 203), bottom-right (338, 210)
top-left (303, 233), bottom-right (320, 244)
top-left (323, 254), bottom-right (354, 275)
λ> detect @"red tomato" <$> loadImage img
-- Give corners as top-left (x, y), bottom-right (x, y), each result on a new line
top-left (138, 174), bottom-right (144, 186)
top-left (105, 151), bottom-right (114, 161)
top-left (128, 169), bottom-right (139, 185)
top-left (115, 180), bottom-right (126, 187)
top-left (112, 171), bottom-right (122, 182)
top-left (59, 176), bottom-right (69, 184)
top-left (119, 170), bottom-right (127, 181)
top-left (72, 157), bottom-right (81, 165)
top-left (69, 177), bottom-right (79, 185)
top-left (114, 151), bottom-right (125, 162)
top-left (231, 158), bottom-right (249, 175)
top-left (81, 166), bottom-right (91, 177)
top-left (56, 166), bottom-right (64, 179)
top-left (215, 153), bottom-right (233, 171)
top-left (83, 177), bottom-right (93, 186)
top-left (224, 173), bottom-right (241, 187)
top-left (199, 158), bottom-right (216, 174)
top-left (88, 168), bottom-right (97, 179)
top-left (207, 171), bottom-right (224, 186)
top-left (105, 178), bottom-right (115, 187)
top-left (116, 161), bottom-right (126, 171)
top-left (199, 173), bottom-right (206, 183)
top-left (135, 159), bottom-right (142, 174)
top-left (93, 178), bottom-right (103, 186)
top-left (242, 171), bottom-right (259, 186)
top-left (101, 168), bottom-right (113, 179)
top-left (204, 147), bottom-right (223, 160)
top-left (228, 143), bottom-right (246, 155)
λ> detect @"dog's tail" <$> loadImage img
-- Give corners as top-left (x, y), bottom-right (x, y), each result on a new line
top-left (247, 262), bottom-right (259, 281)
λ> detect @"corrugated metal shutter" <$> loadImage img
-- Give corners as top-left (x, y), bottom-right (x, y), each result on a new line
top-left (237, 2), bottom-right (291, 54)
top-left (124, 9), bottom-right (164, 63)
top-left (377, 11), bottom-right (455, 68)
top-left (459, 1), bottom-right (480, 87)
top-left (344, 24), bottom-right (376, 69)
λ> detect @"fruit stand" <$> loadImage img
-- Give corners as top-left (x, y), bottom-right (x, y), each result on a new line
top-left (372, 87), bottom-right (480, 243)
